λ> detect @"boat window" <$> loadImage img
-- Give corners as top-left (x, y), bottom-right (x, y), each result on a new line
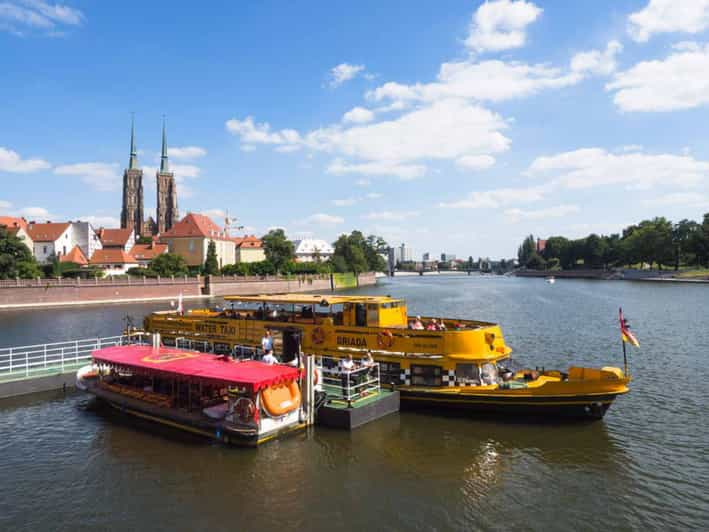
top-left (455, 363), bottom-right (480, 385)
top-left (379, 361), bottom-right (401, 385)
top-left (481, 362), bottom-right (498, 385)
top-left (330, 304), bottom-right (344, 326)
top-left (367, 304), bottom-right (379, 326)
top-left (410, 364), bottom-right (442, 386)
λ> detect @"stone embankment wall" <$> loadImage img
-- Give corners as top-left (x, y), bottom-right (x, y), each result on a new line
top-left (514, 269), bottom-right (613, 280)
top-left (0, 272), bottom-right (379, 309)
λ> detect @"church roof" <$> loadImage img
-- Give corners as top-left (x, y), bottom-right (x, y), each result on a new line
top-left (90, 249), bottom-right (138, 265)
top-left (60, 245), bottom-right (88, 265)
top-left (98, 228), bottom-right (133, 247)
top-left (160, 213), bottom-right (228, 240)
top-left (26, 222), bottom-right (71, 242)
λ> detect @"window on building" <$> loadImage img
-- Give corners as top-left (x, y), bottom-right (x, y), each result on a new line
top-left (188, 240), bottom-right (195, 252)
top-left (43, 246), bottom-right (47, 254)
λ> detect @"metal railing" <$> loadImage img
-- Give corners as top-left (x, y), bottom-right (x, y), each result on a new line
top-left (0, 276), bottom-right (201, 289)
top-left (318, 356), bottom-right (380, 405)
top-left (0, 335), bottom-right (142, 381)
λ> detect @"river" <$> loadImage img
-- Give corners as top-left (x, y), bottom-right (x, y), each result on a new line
top-left (1, 275), bottom-right (707, 531)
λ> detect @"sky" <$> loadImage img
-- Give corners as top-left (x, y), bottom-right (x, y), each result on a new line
top-left (2, 0), bottom-right (709, 260)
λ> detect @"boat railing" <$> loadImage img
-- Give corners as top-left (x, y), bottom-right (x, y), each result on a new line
top-left (0, 334), bottom-right (147, 381)
top-left (316, 356), bottom-right (380, 405)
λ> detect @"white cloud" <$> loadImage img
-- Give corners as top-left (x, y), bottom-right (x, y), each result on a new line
top-left (440, 186), bottom-right (546, 209)
top-left (171, 164), bottom-right (201, 178)
top-left (332, 198), bottom-right (357, 207)
top-left (327, 159), bottom-right (427, 180)
top-left (0, 146), bottom-right (50, 173)
top-left (343, 107), bottom-right (375, 124)
top-left (19, 206), bottom-right (52, 219)
top-left (527, 148), bottom-right (709, 189)
top-left (367, 60), bottom-right (579, 105)
top-left (80, 215), bottom-right (120, 228)
top-left (571, 40), bottom-right (622, 76)
top-left (355, 179), bottom-right (371, 187)
top-left (465, 0), bottom-right (542, 53)
top-left (607, 43), bottom-right (709, 112)
top-left (168, 146), bottom-right (206, 160)
top-left (456, 155), bottom-right (496, 170)
top-left (200, 209), bottom-right (226, 220)
top-left (54, 162), bottom-right (120, 191)
top-left (240, 145), bottom-right (256, 152)
top-left (628, 0), bottom-right (709, 42)
top-left (505, 204), bottom-right (579, 222)
top-left (365, 192), bottom-right (382, 199)
top-left (0, 0), bottom-right (84, 35)
top-left (329, 63), bottom-right (366, 87)
top-left (303, 213), bottom-right (344, 225)
top-left (0, 199), bottom-right (13, 211)
top-left (642, 192), bottom-right (709, 208)
top-left (225, 116), bottom-right (301, 146)
top-left (363, 210), bottom-right (420, 221)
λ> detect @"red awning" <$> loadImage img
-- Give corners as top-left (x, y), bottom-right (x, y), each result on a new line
top-left (92, 345), bottom-right (300, 391)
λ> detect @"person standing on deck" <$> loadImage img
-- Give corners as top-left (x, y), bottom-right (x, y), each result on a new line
top-left (261, 329), bottom-right (274, 357)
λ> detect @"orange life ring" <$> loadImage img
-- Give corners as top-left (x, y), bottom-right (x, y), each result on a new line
top-left (313, 367), bottom-right (320, 386)
top-left (312, 327), bottom-right (326, 345)
top-left (377, 329), bottom-right (394, 348)
top-left (234, 397), bottom-right (256, 423)
top-left (260, 381), bottom-right (302, 417)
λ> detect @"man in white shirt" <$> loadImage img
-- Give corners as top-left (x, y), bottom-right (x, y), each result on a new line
top-left (261, 329), bottom-right (274, 354)
top-left (262, 351), bottom-right (278, 365)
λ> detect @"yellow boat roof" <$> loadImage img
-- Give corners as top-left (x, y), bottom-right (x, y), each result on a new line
top-left (223, 293), bottom-right (402, 305)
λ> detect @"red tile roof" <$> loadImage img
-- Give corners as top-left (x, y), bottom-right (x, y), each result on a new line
top-left (98, 228), bottom-right (133, 247)
top-left (26, 222), bottom-right (71, 242)
top-left (237, 235), bottom-right (262, 249)
top-left (89, 249), bottom-right (138, 265)
top-left (60, 245), bottom-right (88, 266)
top-left (0, 216), bottom-right (28, 232)
top-left (129, 243), bottom-right (168, 261)
top-left (160, 213), bottom-right (228, 240)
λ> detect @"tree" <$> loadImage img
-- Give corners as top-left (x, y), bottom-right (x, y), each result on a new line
top-left (262, 229), bottom-right (294, 274)
top-left (518, 234), bottom-right (536, 266)
top-left (149, 253), bottom-right (189, 277)
top-left (0, 227), bottom-right (41, 279)
top-left (583, 234), bottom-right (607, 268)
top-left (204, 240), bottom-right (219, 275)
top-left (331, 231), bottom-right (369, 273)
top-left (526, 252), bottom-right (546, 270)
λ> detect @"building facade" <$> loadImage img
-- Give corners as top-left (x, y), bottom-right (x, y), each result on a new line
top-left (234, 235), bottom-right (266, 263)
top-left (26, 221), bottom-right (101, 264)
top-left (156, 120), bottom-right (179, 234)
top-left (98, 228), bottom-right (135, 252)
top-left (120, 118), bottom-right (144, 237)
top-left (160, 213), bottom-right (236, 267)
top-left (292, 238), bottom-right (334, 263)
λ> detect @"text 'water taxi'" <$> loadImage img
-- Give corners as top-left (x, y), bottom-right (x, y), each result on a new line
top-left (141, 294), bottom-right (630, 420)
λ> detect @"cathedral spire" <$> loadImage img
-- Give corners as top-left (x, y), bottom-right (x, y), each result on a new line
top-left (129, 114), bottom-right (138, 170)
top-left (160, 116), bottom-right (169, 173)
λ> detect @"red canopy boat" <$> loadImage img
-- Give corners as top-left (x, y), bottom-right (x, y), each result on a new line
top-left (78, 344), bottom-right (306, 446)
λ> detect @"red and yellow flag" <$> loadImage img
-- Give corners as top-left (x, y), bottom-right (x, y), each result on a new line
top-left (619, 308), bottom-right (640, 347)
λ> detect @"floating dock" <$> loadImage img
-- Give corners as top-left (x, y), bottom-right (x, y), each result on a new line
top-left (317, 389), bottom-right (400, 430)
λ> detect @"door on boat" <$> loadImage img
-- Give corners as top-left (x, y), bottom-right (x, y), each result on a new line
top-left (281, 328), bottom-right (303, 366)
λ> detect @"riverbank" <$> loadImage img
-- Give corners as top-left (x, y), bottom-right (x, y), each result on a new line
top-left (0, 272), bottom-right (377, 310)
top-left (514, 269), bottom-right (709, 283)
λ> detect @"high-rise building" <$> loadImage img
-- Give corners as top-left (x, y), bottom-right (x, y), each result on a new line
top-left (422, 252), bottom-right (430, 261)
top-left (120, 117), bottom-right (144, 237)
top-left (394, 243), bottom-right (413, 263)
top-left (156, 119), bottom-right (179, 234)
top-left (441, 253), bottom-right (456, 262)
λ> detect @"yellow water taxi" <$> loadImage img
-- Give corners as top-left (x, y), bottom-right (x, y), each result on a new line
top-left (141, 294), bottom-right (630, 420)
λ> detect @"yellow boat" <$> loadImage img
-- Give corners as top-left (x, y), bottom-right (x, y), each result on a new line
top-left (141, 294), bottom-right (630, 420)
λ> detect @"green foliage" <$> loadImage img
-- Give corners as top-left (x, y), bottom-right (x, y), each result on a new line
top-left (148, 253), bottom-right (189, 277)
top-left (517, 234), bottom-right (535, 265)
top-left (525, 252), bottom-right (546, 270)
top-left (261, 229), bottom-right (295, 274)
top-left (204, 240), bottom-right (219, 275)
top-left (0, 227), bottom-right (41, 279)
top-left (332, 231), bottom-right (388, 273)
top-left (520, 213), bottom-right (709, 271)
top-left (135, 236), bottom-right (153, 245)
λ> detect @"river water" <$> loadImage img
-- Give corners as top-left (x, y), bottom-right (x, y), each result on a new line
top-left (1, 275), bottom-right (708, 531)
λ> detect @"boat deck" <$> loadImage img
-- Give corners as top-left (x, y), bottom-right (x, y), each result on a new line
top-left (317, 389), bottom-right (399, 430)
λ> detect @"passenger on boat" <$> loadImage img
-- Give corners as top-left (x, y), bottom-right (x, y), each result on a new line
top-left (426, 319), bottom-right (440, 331)
top-left (410, 316), bottom-right (424, 330)
top-left (261, 329), bottom-right (274, 355)
top-left (262, 351), bottom-right (278, 365)
top-left (480, 362), bottom-right (498, 385)
top-left (340, 354), bottom-right (355, 398)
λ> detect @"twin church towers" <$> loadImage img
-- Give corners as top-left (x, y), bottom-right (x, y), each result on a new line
top-left (120, 118), bottom-right (179, 237)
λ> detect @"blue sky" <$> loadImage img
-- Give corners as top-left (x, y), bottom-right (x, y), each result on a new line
top-left (2, 0), bottom-right (709, 259)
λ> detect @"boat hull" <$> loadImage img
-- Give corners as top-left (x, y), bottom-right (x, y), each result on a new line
top-left (83, 380), bottom-right (305, 446)
top-left (397, 389), bottom-right (625, 420)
